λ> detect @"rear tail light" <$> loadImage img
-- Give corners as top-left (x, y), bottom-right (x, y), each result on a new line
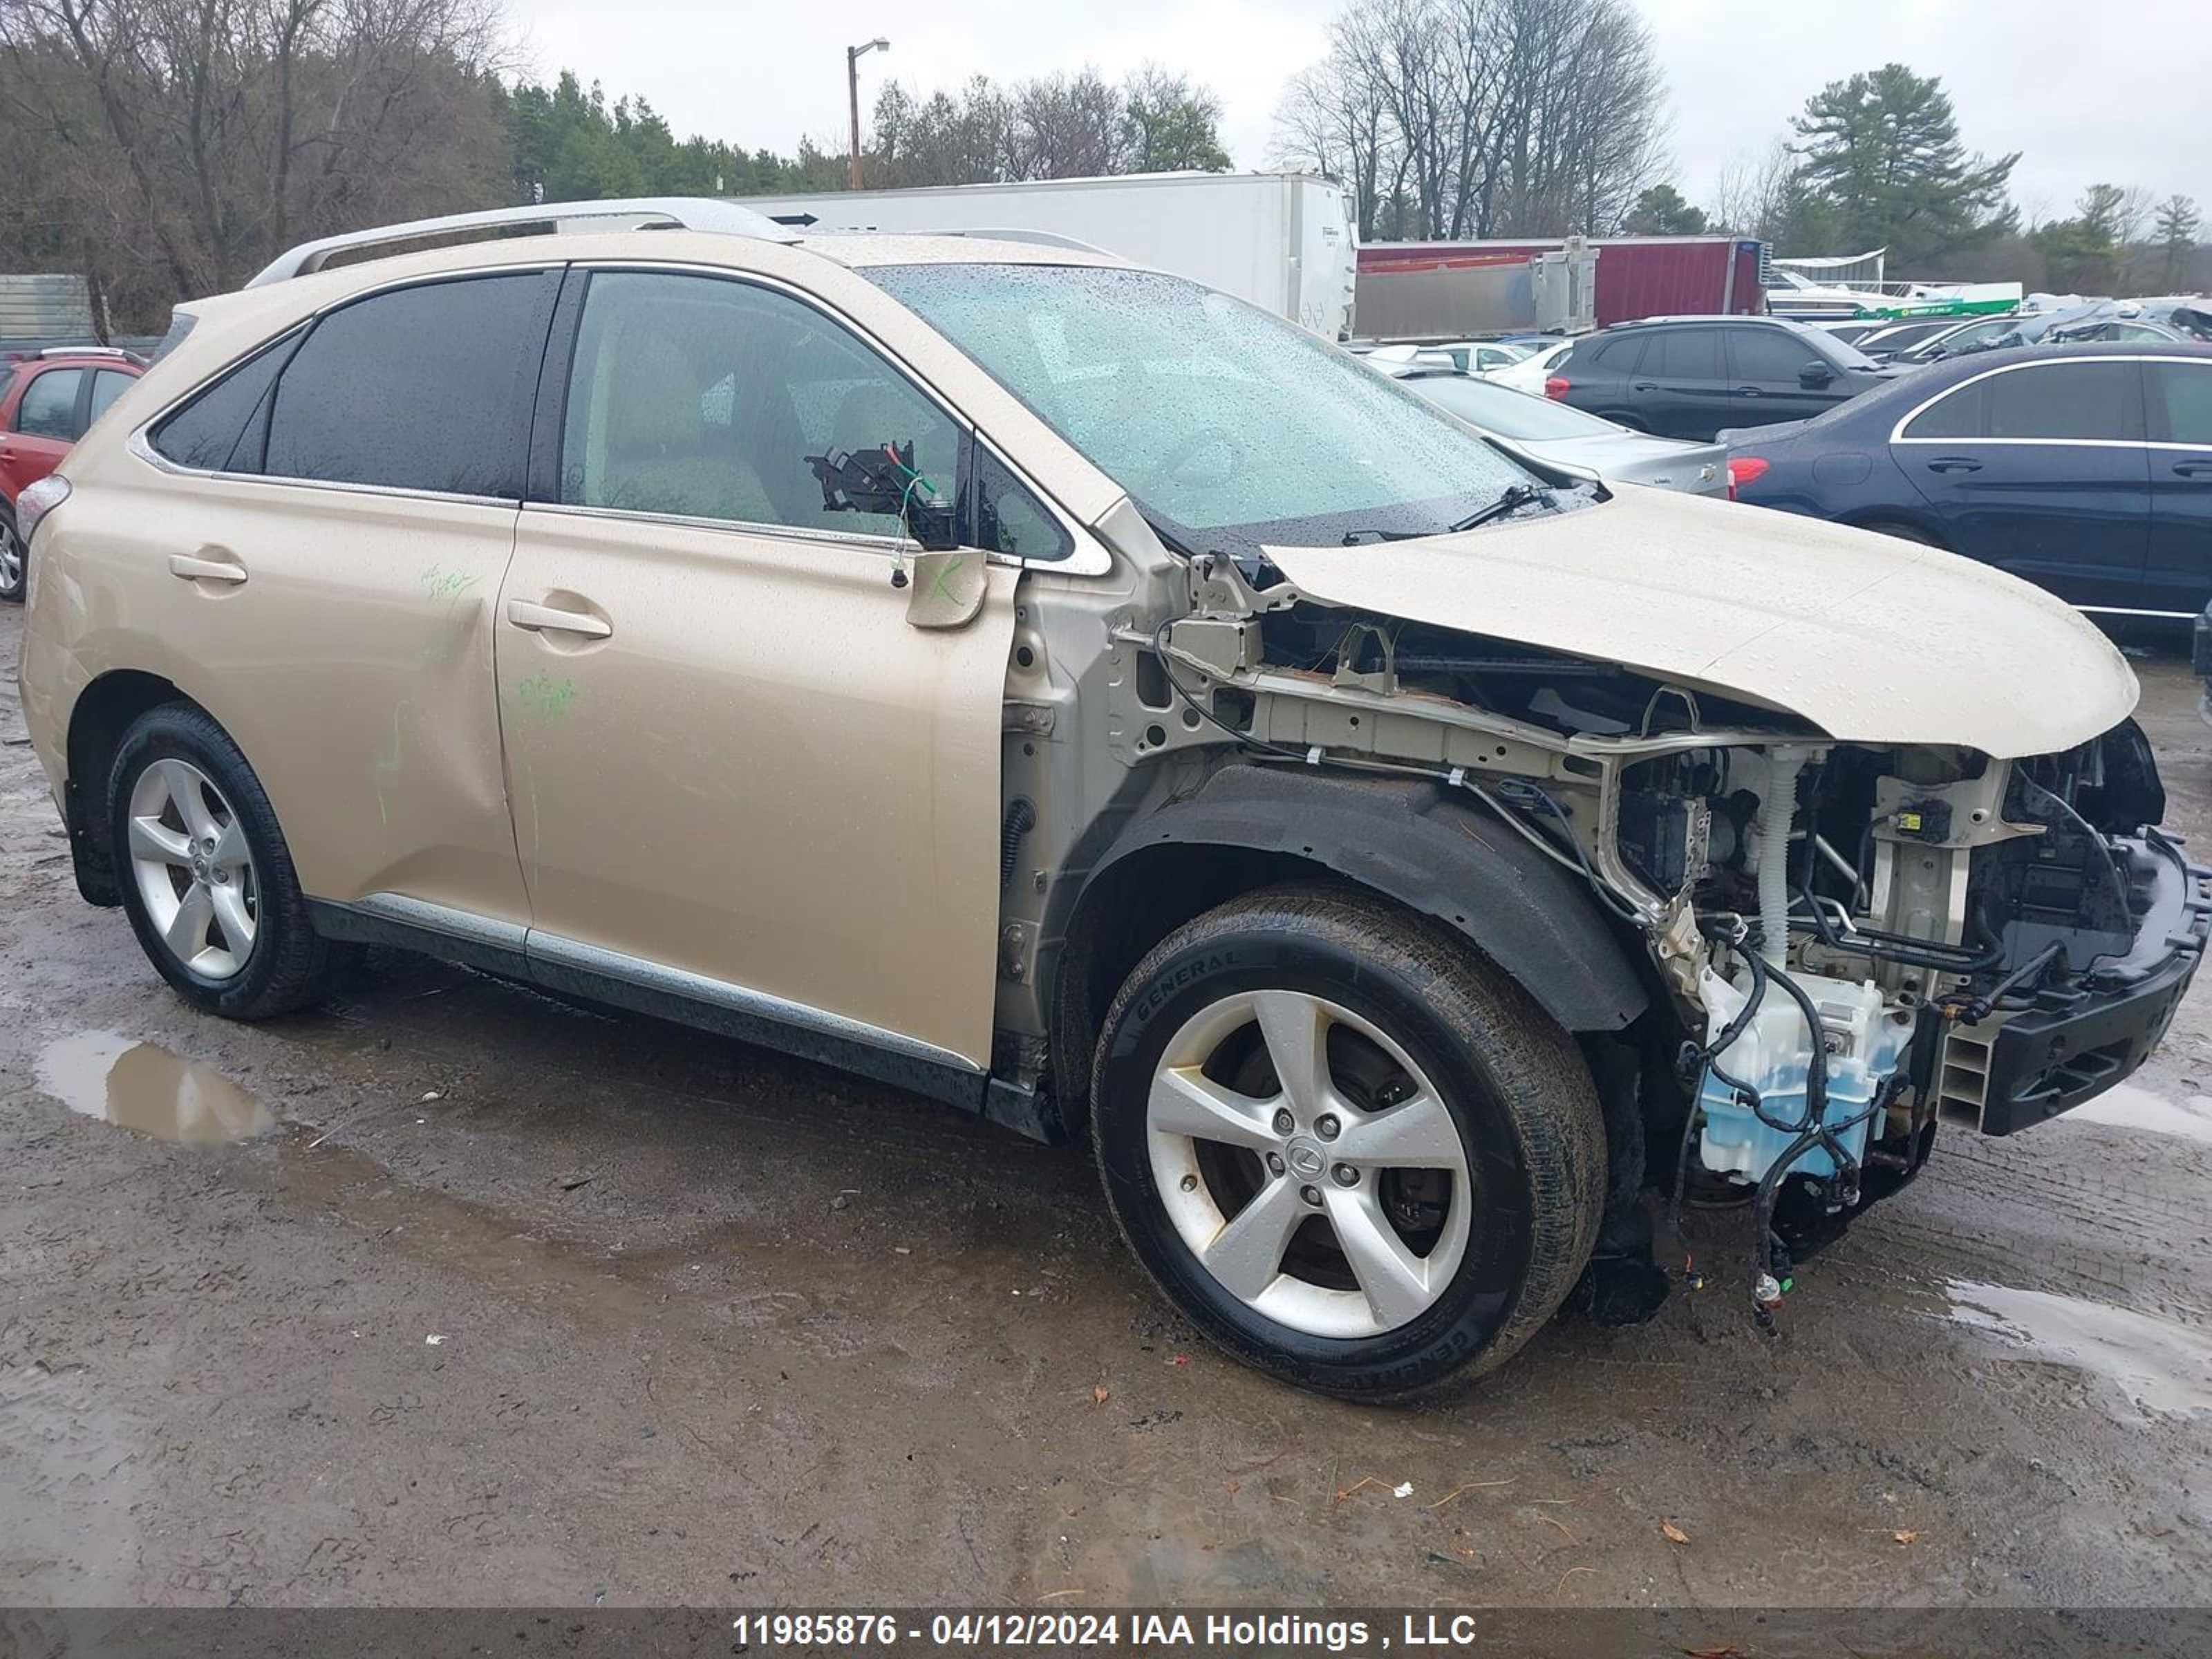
top-left (15, 474), bottom-right (70, 544)
top-left (1544, 376), bottom-right (1571, 400)
top-left (1726, 456), bottom-right (1769, 501)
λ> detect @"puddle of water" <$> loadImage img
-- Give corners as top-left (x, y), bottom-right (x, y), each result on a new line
top-left (2061, 1081), bottom-right (2212, 1148)
top-left (1944, 1279), bottom-right (2212, 1418)
top-left (35, 1031), bottom-right (274, 1145)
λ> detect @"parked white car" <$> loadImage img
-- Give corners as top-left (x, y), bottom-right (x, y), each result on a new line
top-left (1488, 338), bottom-right (1573, 394)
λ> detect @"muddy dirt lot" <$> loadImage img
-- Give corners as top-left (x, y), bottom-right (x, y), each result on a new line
top-left (3, 600), bottom-right (2210, 1613)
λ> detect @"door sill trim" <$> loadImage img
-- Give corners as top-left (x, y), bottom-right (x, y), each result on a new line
top-left (309, 894), bottom-right (994, 1116)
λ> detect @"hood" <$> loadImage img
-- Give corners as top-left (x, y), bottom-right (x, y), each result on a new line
top-left (1265, 487), bottom-right (2136, 760)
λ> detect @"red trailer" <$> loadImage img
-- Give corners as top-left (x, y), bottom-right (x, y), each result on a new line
top-left (1359, 236), bottom-right (1767, 331)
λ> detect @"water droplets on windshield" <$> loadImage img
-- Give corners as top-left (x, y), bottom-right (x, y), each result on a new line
top-left (865, 263), bottom-right (1542, 556)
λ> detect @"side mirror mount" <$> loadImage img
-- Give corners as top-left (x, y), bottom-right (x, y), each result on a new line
top-left (1799, 362), bottom-right (1835, 388)
top-left (904, 548), bottom-right (988, 630)
top-left (807, 442), bottom-right (959, 550)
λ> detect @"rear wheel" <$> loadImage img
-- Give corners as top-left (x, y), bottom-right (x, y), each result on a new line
top-left (0, 504), bottom-right (24, 602)
top-left (107, 704), bottom-right (351, 1020)
top-left (1857, 518), bottom-right (1940, 547)
top-left (1091, 887), bottom-right (1605, 1400)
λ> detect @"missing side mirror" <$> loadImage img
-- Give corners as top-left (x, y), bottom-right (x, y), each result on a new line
top-left (806, 442), bottom-right (958, 550)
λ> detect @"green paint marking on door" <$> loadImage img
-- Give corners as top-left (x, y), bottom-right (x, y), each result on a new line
top-left (516, 673), bottom-right (578, 722)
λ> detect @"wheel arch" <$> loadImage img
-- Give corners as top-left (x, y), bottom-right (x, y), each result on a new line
top-left (1044, 765), bottom-right (1651, 1132)
top-left (1838, 506), bottom-right (1949, 547)
top-left (63, 668), bottom-right (196, 906)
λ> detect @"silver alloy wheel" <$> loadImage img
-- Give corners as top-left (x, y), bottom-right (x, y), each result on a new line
top-left (126, 758), bottom-right (259, 980)
top-left (0, 518), bottom-right (22, 594)
top-left (1146, 989), bottom-right (1474, 1339)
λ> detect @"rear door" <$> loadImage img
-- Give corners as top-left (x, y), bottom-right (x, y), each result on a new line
top-left (497, 266), bottom-right (1024, 1072)
top-left (2146, 357), bottom-right (2212, 614)
top-left (1635, 327), bottom-right (1734, 440)
top-left (128, 269), bottom-right (556, 923)
top-left (1893, 357), bottom-right (2152, 608)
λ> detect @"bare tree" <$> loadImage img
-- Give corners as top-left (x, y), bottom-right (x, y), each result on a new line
top-left (1271, 0), bottom-right (1669, 243)
top-left (0, 0), bottom-right (507, 323)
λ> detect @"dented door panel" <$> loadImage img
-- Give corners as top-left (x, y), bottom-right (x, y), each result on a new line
top-left (37, 470), bottom-right (529, 921)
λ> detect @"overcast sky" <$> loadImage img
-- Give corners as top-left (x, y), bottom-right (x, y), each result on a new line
top-left (508, 0), bottom-right (2211, 234)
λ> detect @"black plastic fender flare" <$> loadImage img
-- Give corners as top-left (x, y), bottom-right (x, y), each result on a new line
top-left (1075, 765), bottom-right (1650, 1034)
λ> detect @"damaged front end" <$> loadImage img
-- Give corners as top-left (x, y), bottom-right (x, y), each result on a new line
top-left (1149, 546), bottom-right (2212, 1331)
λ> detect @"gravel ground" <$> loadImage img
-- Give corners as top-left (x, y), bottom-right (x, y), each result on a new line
top-left (2, 600), bottom-right (2209, 1612)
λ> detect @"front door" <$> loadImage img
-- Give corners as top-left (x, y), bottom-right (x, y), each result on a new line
top-left (498, 268), bottom-right (1017, 1069)
top-left (1895, 357), bottom-right (2153, 608)
top-left (1725, 327), bottom-right (1847, 426)
top-left (1, 364), bottom-right (86, 503)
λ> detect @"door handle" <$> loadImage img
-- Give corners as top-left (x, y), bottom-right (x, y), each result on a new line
top-left (506, 597), bottom-right (611, 639)
top-left (167, 553), bottom-right (247, 584)
top-left (1631, 382), bottom-right (1659, 392)
top-left (2174, 459), bottom-right (2212, 478)
top-left (1736, 386), bottom-right (1763, 397)
top-left (1925, 457), bottom-right (1983, 474)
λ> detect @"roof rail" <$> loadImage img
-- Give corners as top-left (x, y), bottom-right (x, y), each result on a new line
top-left (245, 197), bottom-right (801, 288)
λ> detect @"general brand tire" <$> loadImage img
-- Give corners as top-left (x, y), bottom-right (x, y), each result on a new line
top-left (107, 704), bottom-right (352, 1020)
top-left (1091, 885), bottom-right (1605, 1400)
top-left (0, 503), bottom-right (24, 602)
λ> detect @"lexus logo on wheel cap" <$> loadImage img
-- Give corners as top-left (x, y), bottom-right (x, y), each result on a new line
top-left (1285, 1138), bottom-right (1327, 1179)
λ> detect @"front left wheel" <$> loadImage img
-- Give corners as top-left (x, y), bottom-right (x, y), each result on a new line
top-left (1091, 886), bottom-right (1606, 1400)
top-left (107, 704), bottom-right (350, 1020)
top-left (0, 504), bottom-right (24, 602)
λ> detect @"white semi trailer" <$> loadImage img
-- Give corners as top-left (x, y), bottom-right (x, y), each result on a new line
top-left (734, 172), bottom-right (1359, 339)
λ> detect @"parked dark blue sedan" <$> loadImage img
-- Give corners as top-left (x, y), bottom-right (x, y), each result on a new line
top-left (1723, 344), bottom-right (2212, 617)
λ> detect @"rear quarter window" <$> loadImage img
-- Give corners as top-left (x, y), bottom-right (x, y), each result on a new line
top-left (150, 335), bottom-right (300, 472)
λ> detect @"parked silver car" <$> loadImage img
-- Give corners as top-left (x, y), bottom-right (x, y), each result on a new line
top-left (1386, 364), bottom-right (1727, 496)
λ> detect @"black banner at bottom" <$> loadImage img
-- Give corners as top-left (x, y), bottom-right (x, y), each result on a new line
top-left (0, 1606), bottom-right (2205, 1659)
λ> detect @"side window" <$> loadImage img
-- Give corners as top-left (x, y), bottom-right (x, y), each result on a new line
top-left (150, 335), bottom-right (297, 472)
top-left (88, 368), bottom-right (134, 427)
top-left (1983, 362), bottom-right (2144, 441)
top-left (1728, 328), bottom-right (1819, 384)
top-left (1906, 364), bottom-right (2145, 443)
top-left (2150, 364), bottom-right (2212, 445)
top-left (1903, 379), bottom-right (1988, 440)
top-left (263, 272), bottom-right (554, 497)
top-left (973, 449), bottom-right (1071, 561)
top-left (1651, 329), bottom-right (1722, 379)
top-left (1588, 335), bottom-right (1645, 373)
top-left (558, 270), bottom-right (959, 539)
top-left (16, 368), bottom-right (84, 440)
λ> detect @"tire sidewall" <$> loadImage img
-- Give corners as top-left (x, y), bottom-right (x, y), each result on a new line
top-left (1095, 922), bottom-right (1538, 1398)
top-left (0, 503), bottom-right (23, 603)
top-left (107, 707), bottom-right (311, 1018)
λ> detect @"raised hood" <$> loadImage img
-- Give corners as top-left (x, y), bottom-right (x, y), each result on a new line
top-left (1265, 487), bottom-right (2136, 760)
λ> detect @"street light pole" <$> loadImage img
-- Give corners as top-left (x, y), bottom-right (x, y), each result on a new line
top-left (846, 37), bottom-right (890, 191)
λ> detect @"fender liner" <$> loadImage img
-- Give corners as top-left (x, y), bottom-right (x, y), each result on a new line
top-left (1080, 765), bottom-right (1649, 1032)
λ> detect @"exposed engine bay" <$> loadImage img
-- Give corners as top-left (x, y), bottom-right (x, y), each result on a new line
top-left (1132, 551), bottom-right (2212, 1329)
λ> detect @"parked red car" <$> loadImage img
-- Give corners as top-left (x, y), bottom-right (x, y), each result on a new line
top-left (1, 347), bottom-right (142, 601)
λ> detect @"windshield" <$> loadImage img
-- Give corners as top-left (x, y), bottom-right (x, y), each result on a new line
top-left (865, 263), bottom-right (1545, 556)
top-left (1398, 373), bottom-right (1623, 441)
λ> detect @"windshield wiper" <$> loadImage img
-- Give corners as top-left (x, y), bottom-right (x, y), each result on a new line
top-left (1340, 526), bottom-right (1421, 545)
top-left (1447, 481), bottom-right (1555, 534)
